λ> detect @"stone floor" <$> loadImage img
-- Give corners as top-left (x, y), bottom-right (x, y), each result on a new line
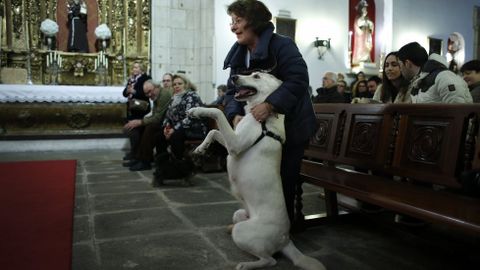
top-left (0, 149), bottom-right (479, 270)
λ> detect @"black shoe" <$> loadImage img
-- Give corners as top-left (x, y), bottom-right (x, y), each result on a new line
top-left (123, 159), bottom-right (138, 167)
top-left (129, 161), bottom-right (152, 171)
top-left (394, 214), bottom-right (426, 227)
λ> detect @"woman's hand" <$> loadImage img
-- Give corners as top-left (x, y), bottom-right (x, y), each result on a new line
top-left (127, 84), bottom-right (136, 95)
top-left (251, 102), bottom-right (273, 122)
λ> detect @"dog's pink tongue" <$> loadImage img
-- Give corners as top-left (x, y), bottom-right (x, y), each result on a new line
top-left (234, 88), bottom-right (252, 98)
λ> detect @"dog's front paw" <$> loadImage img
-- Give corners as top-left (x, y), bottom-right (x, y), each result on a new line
top-left (187, 107), bottom-right (202, 118)
top-left (193, 145), bottom-right (207, 155)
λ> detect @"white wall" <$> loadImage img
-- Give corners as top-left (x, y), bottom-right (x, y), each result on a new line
top-left (213, 0), bottom-right (480, 99)
top-left (392, 0), bottom-right (479, 58)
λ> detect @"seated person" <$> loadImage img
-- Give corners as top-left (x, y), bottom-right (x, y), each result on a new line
top-left (122, 62), bottom-right (151, 162)
top-left (313, 72), bottom-right (345, 103)
top-left (460, 60), bottom-right (480, 103)
top-left (354, 80), bottom-right (372, 98)
top-left (367, 75), bottom-right (382, 97)
top-left (210, 84), bottom-right (227, 106)
top-left (152, 74), bottom-right (207, 186)
top-left (123, 80), bottom-right (172, 171)
top-left (337, 79), bottom-right (352, 103)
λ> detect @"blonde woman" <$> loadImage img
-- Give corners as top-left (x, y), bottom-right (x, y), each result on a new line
top-left (152, 74), bottom-right (207, 186)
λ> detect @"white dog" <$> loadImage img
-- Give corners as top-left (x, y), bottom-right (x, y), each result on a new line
top-left (187, 72), bottom-right (326, 270)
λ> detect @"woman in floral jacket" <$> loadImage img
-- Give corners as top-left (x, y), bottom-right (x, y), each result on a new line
top-left (152, 74), bottom-right (207, 186)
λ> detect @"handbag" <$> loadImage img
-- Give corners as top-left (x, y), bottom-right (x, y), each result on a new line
top-left (128, 98), bottom-right (149, 111)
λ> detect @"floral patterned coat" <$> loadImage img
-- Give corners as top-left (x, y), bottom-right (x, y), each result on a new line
top-left (163, 90), bottom-right (207, 138)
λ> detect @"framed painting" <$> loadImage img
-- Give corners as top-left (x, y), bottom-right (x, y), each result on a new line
top-left (274, 17), bottom-right (296, 41)
top-left (428, 37), bottom-right (443, 55)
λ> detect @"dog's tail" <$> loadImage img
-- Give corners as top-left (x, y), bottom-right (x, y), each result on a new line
top-left (281, 240), bottom-right (326, 270)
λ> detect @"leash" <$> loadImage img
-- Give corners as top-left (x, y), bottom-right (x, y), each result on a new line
top-left (252, 122), bottom-right (283, 146)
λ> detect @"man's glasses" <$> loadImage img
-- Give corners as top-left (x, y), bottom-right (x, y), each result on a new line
top-left (162, 79), bottom-right (171, 82)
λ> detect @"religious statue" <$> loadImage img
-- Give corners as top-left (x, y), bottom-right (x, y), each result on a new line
top-left (67, 0), bottom-right (88, 53)
top-left (447, 32), bottom-right (465, 74)
top-left (352, 0), bottom-right (374, 65)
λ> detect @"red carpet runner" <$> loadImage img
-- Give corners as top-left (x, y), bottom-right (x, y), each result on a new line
top-left (0, 160), bottom-right (77, 270)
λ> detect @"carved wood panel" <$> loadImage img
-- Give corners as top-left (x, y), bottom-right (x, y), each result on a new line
top-left (345, 114), bottom-right (383, 160)
top-left (398, 117), bottom-right (451, 173)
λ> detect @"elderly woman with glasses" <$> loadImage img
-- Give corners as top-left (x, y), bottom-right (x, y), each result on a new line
top-left (222, 0), bottom-right (316, 225)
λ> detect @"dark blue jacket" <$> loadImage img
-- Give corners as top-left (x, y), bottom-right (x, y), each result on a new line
top-left (223, 23), bottom-right (316, 145)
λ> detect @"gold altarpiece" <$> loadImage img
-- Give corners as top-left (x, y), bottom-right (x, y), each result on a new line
top-left (0, 0), bottom-right (151, 85)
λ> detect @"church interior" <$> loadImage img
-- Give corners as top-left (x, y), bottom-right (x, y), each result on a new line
top-left (1, 0), bottom-right (480, 269)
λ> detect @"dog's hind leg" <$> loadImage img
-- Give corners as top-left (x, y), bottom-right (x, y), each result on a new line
top-left (281, 241), bottom-right (326, 270)
top-left (232, 221), bottom-right (278, 270)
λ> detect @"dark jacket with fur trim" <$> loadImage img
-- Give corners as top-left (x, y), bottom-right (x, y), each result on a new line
top-left (223, 23), bottom-right (316, 145)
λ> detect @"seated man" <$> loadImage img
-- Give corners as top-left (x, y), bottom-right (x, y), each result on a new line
top-left (313, 72), bottom-right (345, 103)
top-left (123, 80), bottom-right (172, 171)
top-left (367, 75), bottom-right (382, 97)
top-left (210, 84), bottom-right (227, 106)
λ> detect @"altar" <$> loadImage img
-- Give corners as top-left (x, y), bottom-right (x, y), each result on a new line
top-left (0, 84), bottom-right (127, 138)
top-left (0, 0), bottom-right (151, 86)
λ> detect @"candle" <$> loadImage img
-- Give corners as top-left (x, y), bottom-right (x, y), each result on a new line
top-left (46, 54), bottom-right (49, 67)
top-left (348, 31), bottom-right (353, 51)
top-left (94, 59), bottom-right (97, 70)
top-left (123, 28), bottom-right (126, 55)
top-left (105, 59), bottom-right (108, 69)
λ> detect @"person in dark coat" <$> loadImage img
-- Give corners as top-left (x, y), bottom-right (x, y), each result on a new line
top-left (122, 61), bottom-right (151, 162)
top-left (313, 71), bottom-right (345, 103)
top-left (223, 0), bottom-right (317, 224)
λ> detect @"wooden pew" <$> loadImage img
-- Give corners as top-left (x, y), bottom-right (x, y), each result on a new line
top-left (296, 103), bottom-right (480, 235)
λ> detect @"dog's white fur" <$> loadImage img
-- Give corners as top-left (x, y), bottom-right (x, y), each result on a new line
top-left (187, 72), bottom-right (326, 270)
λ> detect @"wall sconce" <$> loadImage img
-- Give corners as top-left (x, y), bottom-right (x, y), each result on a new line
top-left (314, 37), bottom-right (331, 59)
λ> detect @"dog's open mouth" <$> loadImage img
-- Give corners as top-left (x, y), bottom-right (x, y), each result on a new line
top-left (234, 86), bottom-right (257, 100)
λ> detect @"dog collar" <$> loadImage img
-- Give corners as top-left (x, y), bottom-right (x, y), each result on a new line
top-left (252, 122), bottom-right (283, 146)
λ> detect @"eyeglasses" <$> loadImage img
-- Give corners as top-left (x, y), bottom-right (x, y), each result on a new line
top-left (162, 79), bottom-right (171, 82)
top-left (230, 18), bottom-right (244, 26)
